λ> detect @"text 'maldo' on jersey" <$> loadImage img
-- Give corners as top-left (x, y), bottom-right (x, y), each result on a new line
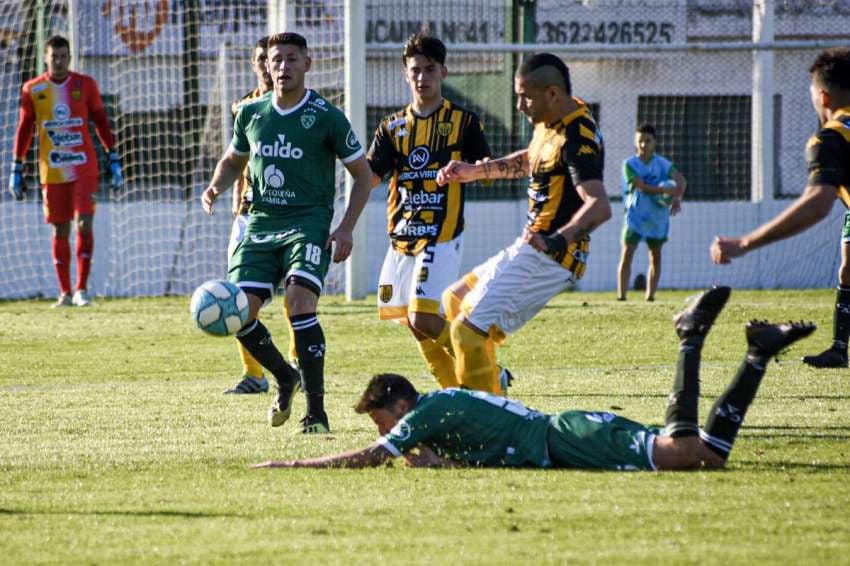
top-left (526, 99), bottom-right (604, 277)
top-left (368, 99), bottom-right (491, 256)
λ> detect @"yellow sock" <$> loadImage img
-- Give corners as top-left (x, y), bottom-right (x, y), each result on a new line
top-left (434, 322), bottom-right (454, 356)
top-left (451, 319), bottom-right (497, 393)
top-left (442, 287), bottom-right (462, 323)
top-left (237, 340), bottom-right (264, 379)
top-left (284, 300), bottom-right (298, 364)
top-left (486, 337), bottom-right (503, 395)
top-left (417, 338), bottom-right (459, 388)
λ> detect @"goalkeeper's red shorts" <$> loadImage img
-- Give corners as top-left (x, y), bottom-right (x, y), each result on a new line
top-left (41, 175), bottom-right (98, 224)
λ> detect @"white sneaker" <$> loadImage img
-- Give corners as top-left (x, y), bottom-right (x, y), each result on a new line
top-left (72, 289), bottom-right (93, 307)
top-left (52, 293), bottom-right (72, 308)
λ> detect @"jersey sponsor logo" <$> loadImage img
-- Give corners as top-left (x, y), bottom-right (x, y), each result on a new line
top-left (300, 114), bottom-right (316, 129)
top-left (408, 146), bottom-right (430, 170)
top-left (577, 144), bottom-right (596, 156)
top-left (405, 189), bottom-right (445, 206)
top-left (394, 223), bottom-right (439, 238)
top-left (584, 412), bottom-right (616, 424)
top-left (54, 104), bottom-right (71, 121)
top-left (437, 121), bottom-right (453, 136)
top-left (398, 169), bottom-right (438, 181)
top-left (389, 420), bottom-right (412, 441)
top-left (43, 117), bottom-right (84, 129)
top-left (388, 117), bottom-right (406, 130)
top-left (345, 128), bottom-right (360, 150)
top-left (395, 127), bottom-right (408, 138)
top-left (47, 130), bottom-right (83, 147)
top-left (48, 150), bottom-right (87, 167)
top-left (31, 83), bottom-right (48, 93)
top-left (251, 134), bottom-right (304, 159)
top-left (263, 164), bottom-right (286, 188)
top-left (250, 228), bottom-right (298, 243)
top-left (309, 98), bottom-right (329, 112)
top-left (379, 284), bottom-right (393, 303)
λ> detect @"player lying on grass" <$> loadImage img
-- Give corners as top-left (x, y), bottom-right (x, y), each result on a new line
top-left (253, 287), bottom-right (815, 470)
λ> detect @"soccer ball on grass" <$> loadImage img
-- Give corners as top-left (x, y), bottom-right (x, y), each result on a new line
top-left (190, 280), bottom-right (249, 336)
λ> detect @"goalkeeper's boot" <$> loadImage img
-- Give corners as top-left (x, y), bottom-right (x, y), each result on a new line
top-left (299, 412), bottom-right (330, 434)
top-left (224, 375), bottom-right (269, 395)
top-left (802, 346), bottom-right (847, 368)
top-left (673, 286), bottom-right (731, 340)
top-left (52, 293), bottom-right (72, 308)
top-left (747, 320), bottom-right (817, 359)
top-left (72, 289), bottom-right (92, 307)
top-left (268, 380), bottom-right (300, 427)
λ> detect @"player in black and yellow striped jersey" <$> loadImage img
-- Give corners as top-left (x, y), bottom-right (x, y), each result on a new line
top-left (368, 32), bottom-right (491, 390)
top-left (223, 37), bottom-right (297, 394)
top-left (436, 53), bottom-right (611, 393)
top-left (712, 48), bottom-right (850, 368)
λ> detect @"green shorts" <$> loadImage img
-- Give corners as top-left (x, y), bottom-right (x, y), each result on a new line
top-left (228, 225), bottom-right (331, 298)
top-left (546, 410), bottom-right (658, 471)
top-left (622, 225), bottom-right (666, 250)
top-left (842, 211), bottom-right (850, 243)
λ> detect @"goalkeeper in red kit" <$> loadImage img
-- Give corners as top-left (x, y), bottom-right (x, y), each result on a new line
top-left (9, 35), bottom-right (123, 307)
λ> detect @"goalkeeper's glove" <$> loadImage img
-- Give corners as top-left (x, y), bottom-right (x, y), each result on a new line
top-left (9, 161), bottom-right (26, 201)
top-left (108, 151), bottom-right (124, 189)
top-left (541, 232), bottom-right (567, 263)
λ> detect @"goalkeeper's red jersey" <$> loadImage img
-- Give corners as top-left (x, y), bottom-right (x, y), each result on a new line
top-left (13, 71), bottom-right (114, 184)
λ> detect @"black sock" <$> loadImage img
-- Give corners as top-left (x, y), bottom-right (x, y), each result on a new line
top-left (831, 286), bottom-right (850, 352)
top-left (664, 336), bottom-right (703, 437)
top-left (236, 320), bottom-right (299, 391)
top-left (701, 353), bottom-right (769, 458)
top-left (291, 313), bottom-right (326, 417)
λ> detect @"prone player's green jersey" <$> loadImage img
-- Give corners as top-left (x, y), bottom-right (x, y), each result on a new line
top-left (230, 89), bottom-right (364, 233)
top-left (379, 389), bottom-right (552, 467)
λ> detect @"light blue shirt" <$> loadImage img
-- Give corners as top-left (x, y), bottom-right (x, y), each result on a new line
top-left (621, 154), bottom-right (676, 240)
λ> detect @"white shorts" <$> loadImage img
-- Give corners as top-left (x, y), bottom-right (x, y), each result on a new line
top-left (378, 236), bottom-right (464, 321)
top-left (462, 236), bottom-right (578, 336)
top-left (228, 214), bottom-right (249, 259)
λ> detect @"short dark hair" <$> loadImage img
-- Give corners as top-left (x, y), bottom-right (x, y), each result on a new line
top-left (517, 53), bottom-right (572, 95)
top-left (268, 32), bottom-right (307, 51)
top-left (403, 31), bottom-right (446, 66)
top-left (636, 123), bottom-right (656, 137)
top-left (810, 48), bottom-right (850, 93)
top-left (354, 374), bottom-right (419, 414)
top-left (45, 35), bottom-right (70, 51)
top-left (255, 36), bottom-right (269, 50)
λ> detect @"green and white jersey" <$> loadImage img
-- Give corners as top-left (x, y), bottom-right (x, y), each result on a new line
top-left (378, 389), bottom-right (552, 467)
top-left (230, 89), bottom-right (364, 233)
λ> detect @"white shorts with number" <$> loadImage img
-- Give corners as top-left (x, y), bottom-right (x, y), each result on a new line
top-left (378, 235), bottom-right (464, 321)
top-left (228, 214), bottom-right (249, 259)
top-left (462, 236), bottom-right (578, 336)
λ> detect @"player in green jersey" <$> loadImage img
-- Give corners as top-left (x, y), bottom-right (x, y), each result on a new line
top-left (201, 32), bottom-right (373, 434)
top-left (253, 287), bottom-right (815, 470)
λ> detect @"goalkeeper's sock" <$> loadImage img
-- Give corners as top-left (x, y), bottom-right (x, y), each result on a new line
top-left (831, 286), bottom-right (850, 352)
top-left (236, 320), bottom-right (299, 390)
top-left (664, 336), bottom-right (703, 438)
top-left (701, 353), bottom-right (769, 459)
top-left (52, 236), bottom-right (72, 295)
top-left (76, 230), bottom-right (94, 291)
top-left (290, 313), bottom-right (326, 417)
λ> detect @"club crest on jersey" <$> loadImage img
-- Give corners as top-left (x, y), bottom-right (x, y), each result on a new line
top-left (71, 90), bottom-right (81, 100)
top-left (301, 114), bottom-right (315, 129)
top-left (437, 121), bottom-right (453, 136)
top-left (251, 134), bottom-right (303, 159)
top-left (379, 285), bottom-right (393, 303)
top-left (390, 421), bottom-right (412, 441)
top-left (408, 146), bottom-right (430, 170)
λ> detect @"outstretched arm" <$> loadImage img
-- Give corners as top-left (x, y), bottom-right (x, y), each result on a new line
top-left (437, 149), bottom-right (528, 186)
top-left (252, 442), bottom-right (395, 469)
top-left (711, 184), bottom-right (836, 264)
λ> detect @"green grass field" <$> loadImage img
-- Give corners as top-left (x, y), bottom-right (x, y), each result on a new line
top-left (2, 289), bottom-right (849, 564)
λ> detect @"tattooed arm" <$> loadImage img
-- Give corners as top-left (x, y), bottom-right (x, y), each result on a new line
top-left (436, 150), bottom-right (529, 186)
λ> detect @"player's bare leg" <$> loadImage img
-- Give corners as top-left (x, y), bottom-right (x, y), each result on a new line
top-left (72, 214), bottom-right (94, 306)
top-left (409, 311), bottom-right (458, 388)
top-left (51, 221), bottom-right (73, 307)
top-left (646, 245), bottom-right (662, 302)
top-left (286, 284), bottom-right (329, 433)
top-left (235, 292), bottom-right (301, 427)
top-left (616, 242), bottom-right (636, 301)
top-left (803, 241), bottom-right (850, 368)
